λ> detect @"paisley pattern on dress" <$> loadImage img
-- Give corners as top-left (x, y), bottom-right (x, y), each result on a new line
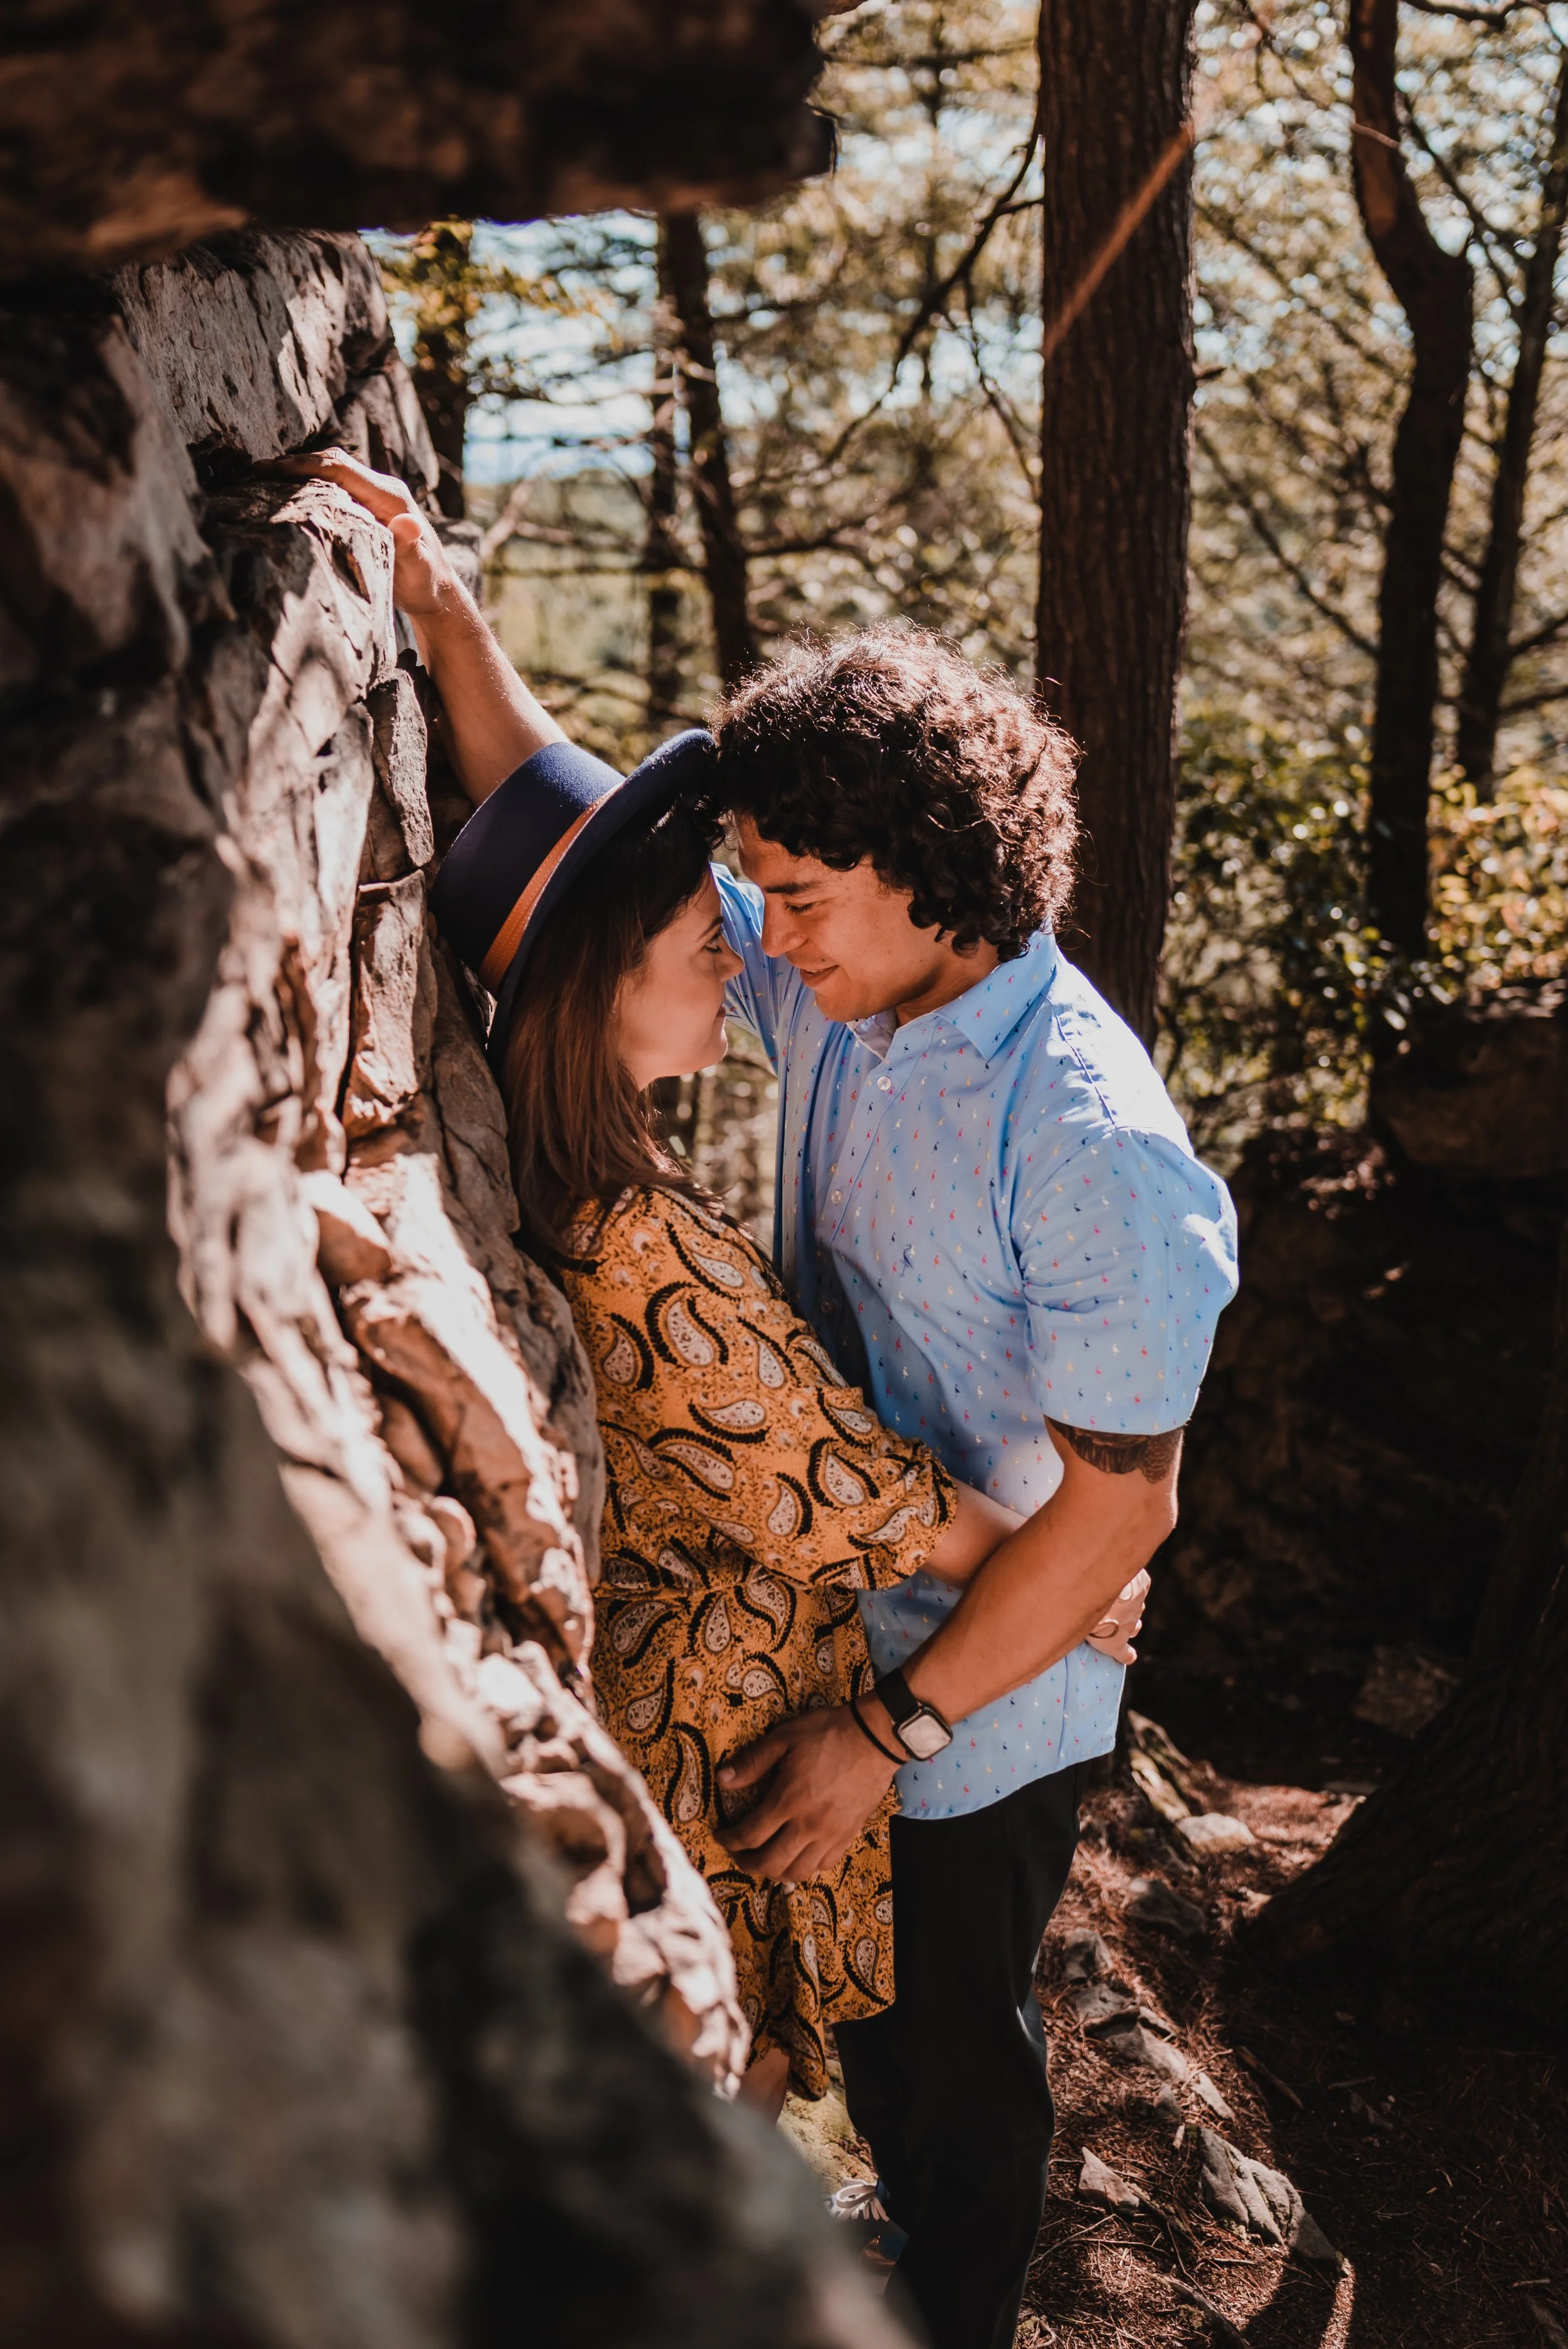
top-left (561, 1185), bottom-right (956, 2099)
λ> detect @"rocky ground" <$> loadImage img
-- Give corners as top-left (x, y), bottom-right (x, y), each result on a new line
top-left (787, 1661), bottom-right (1567, 2349)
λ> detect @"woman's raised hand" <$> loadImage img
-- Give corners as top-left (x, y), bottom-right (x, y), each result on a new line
top-left (273, 448), bottom-right (457, 618)
top-left (269, 446), bottom-right (563, 804)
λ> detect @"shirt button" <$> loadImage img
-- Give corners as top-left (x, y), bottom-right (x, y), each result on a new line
top-left (877, 1075), bottom-right (893, 1091)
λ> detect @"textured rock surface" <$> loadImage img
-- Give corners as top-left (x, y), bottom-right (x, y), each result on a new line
top-left (117, 231), bottom-right (441, 492)
top-left (0, 0), bottom-right (832, 274)
top-left (160, 443), bottom-right (744, 2065)
top-left (0, 229), bottom-right (896, 2348)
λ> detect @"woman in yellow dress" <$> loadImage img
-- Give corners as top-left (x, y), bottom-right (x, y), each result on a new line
top-left (282, 448), bottom-right (1142, 2112)
top-left (490, 779), bottom-right (1003, 2105)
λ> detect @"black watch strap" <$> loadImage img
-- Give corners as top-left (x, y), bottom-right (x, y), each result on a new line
top-left (874, 1667), bottom-right (952, 1752)
top-left (876, 1667), bottom-right (919, 1727)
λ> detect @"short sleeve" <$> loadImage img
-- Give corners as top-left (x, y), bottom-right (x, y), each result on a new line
top-left (1013, 1128), bottom-right (1238, 1435)
top-left (569, 1190), bottom-right (955, 1591)
top-left (714, 863), bottom-right (800, 1069)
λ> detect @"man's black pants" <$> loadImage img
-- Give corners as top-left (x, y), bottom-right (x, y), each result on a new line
top-left (834, 1764), bottom-right (1086, 2349)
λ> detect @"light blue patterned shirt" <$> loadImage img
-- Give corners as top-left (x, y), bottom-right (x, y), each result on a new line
top-left (718, 869), bottom-right (1239, 1818)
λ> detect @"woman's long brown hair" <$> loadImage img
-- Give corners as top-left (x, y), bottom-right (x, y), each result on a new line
top-left (501, 791), bottom-right (724, 1266)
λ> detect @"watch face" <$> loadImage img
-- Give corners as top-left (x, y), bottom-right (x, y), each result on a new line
top-left (900, 1710), bottom-right (952, 1761)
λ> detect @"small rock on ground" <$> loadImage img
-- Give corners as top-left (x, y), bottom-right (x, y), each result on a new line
top-left (1195, 2128), bottom-right (1340, 2273)
top-left (1060, 1927), bottom-right (1115, 1981)
top-left (1293, 2209), bottom-right (1342, 2274)
top-left (1078, 2147), bottom-right (1144, 2213)
top-left (1353, 1644), bottom-right (1459, 1737)
top-left (1197, 2127), bottom-right (1297, 2246)
top-left (1098, 2021), bottom-right (1190, 2084)
top-left (1127, 1876), bottom-right (1208, 1941)
top-left (1177, 1812), bottom-right (1255, 1857)
top-left (1194, 2070), bottom-right (1236, 2121)
top-left (1068, 1981), bottom-right (1138, 2031)
top-left (1149, 2087), bottom-right (1187, 2144)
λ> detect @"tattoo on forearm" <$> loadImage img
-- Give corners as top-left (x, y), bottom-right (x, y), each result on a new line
top-left (1047, 1420), bottom-right (1185, 1483)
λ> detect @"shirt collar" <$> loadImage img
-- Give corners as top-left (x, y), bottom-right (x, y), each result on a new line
top-left (849, 929), bottom-right (1058, 1066)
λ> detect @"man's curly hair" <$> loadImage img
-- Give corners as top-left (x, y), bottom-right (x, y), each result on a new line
top-left (711, 623), bottom-right (1078, 960)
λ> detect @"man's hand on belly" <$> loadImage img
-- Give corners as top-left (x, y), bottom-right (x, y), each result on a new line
top-left (714, 1707), bottom-right (898, 1884)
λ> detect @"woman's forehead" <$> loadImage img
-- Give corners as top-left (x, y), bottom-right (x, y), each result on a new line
top-left (664, 869), bottom-right (722, 935)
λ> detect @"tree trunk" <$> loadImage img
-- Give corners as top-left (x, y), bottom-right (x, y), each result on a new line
top-left (1454, 46), bottom-right (1568, 792)
top-left (411, 222), bottom-right (474, 520)
top-left (647, 270), bottom-right (685, 726)
top-left (1347, 0), bottom-right (1474, 956)
top-left (659, 210), bottom-right (758, 689)
top-left (1036, 0), bottom-right (1197, 1043)
top-left (1253, 1211), bottom-right (1568, 2028)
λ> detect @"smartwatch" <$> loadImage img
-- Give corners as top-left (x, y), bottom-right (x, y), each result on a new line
top-left (874, 1667), bottom-right (953, 1761)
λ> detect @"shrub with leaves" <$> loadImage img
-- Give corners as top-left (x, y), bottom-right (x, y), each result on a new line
top-left (1428, 769), bottom-right (1568, 995)
top-left (1158, 715), bottom-right (1381, 1161)
top-left (1160, 720), bottom-right (1568, 1165)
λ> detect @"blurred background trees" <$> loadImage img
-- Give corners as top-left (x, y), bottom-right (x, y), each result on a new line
top-left (373, 0), bottom-right (1568, 1164)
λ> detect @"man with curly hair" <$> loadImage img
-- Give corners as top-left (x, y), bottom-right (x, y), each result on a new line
top-left (704, 624), bottom-right (1237, 2349)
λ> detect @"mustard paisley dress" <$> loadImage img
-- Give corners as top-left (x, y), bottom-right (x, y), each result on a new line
top-left (560, 1185), bottom-right (956, 2097)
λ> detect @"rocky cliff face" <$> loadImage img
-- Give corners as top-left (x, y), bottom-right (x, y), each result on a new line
top-left (0, 229), bottom-right (894, 2348)
top-left (0, 0), bottom-right (833, 272)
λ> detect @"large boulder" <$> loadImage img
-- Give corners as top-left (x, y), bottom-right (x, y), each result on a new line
top-left (0, 230), bottom-right (895, 2349)
top-left (0, 0), bottom-right (834, 273)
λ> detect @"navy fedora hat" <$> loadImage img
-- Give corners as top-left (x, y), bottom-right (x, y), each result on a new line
top-left (429, 726), bottom-right (718, 1066)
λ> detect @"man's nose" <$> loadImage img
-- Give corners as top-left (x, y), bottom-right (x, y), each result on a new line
top-left (759, 900), bottom-right (798, 958)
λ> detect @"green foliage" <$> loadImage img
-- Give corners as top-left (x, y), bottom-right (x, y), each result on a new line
top-left (1161, 718), bottom-right (1568, 1162)
top-left (1160, 716), bottom-right (1383, 1157)
top-left (1429, 767), bottom-right (1568, 990)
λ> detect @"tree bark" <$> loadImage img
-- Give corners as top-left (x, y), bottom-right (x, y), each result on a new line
top-left (1036, 0), bottom-right (1197, 1044)
top-left (1253, 1210), bottom-right (1568, 2028)
top-left (1454, 46), bottom-right (1568, 792)
top-left (647, 268), bottom-right (685, 725)
top-left (1347, 0), bottom-right (1474, 955)
top-left (659, 211), bottom-right (758, 689)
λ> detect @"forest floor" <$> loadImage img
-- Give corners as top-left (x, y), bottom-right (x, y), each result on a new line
top-left (784, 1658), bottom-right (1567, 2349)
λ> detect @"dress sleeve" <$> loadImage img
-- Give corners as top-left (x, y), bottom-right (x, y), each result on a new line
top-left (573, 1189), bottom-right (956, 1592)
